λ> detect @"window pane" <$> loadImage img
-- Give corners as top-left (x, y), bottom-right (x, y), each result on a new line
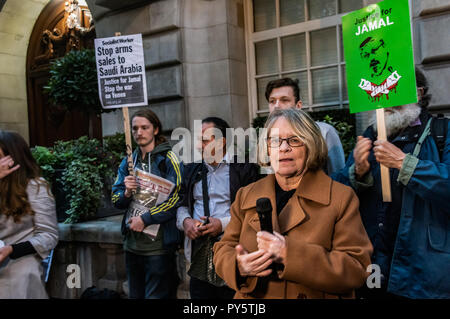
top-left (308, 0), bottom-right (336, 20)
top-left (253, 0), bottom-right (276, 32)
top-left (280, 0), bottom-right (305, 26)
top-left (312, 67), bottom-right (339, 104)
top-left (339, 0), bottom-right (363, 13)
top-left (255, 39), bottom-right (279, 75)
top-left (342, 65), bottom-right (348, 101)
top-left (257, 76), bottom-right (279, 111)
top-left (281, 33), bottom-right (306, 71)
top-left (284, 71), bottom-right (309, 105)
top-left (311, 27), bottom-right (337, 66)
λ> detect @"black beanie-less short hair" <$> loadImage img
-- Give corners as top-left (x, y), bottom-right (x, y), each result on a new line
top-left (265, 78), bottom-right (301, 104)
top-left (415, 67), bottom-right (431, 108)
top-left (202, 117), bottom-right (230, 139)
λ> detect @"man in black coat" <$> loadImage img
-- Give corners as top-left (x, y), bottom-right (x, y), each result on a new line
top-left (176, 117), bottom-right (261, 299)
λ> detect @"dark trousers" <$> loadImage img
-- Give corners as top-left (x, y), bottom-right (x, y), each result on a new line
top-left (125, 251), bottom-right (178, 299)
top-left (189, 276), bottom-right (235, 299)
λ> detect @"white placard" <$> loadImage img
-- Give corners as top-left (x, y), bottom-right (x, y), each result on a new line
top-left (94, 34), bottom-right (148, 109)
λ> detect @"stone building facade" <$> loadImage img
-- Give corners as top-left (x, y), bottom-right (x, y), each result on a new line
top-left (90, 0), bottom-right (249, 137)
top-left (0, 0), bottom-right (449, 299)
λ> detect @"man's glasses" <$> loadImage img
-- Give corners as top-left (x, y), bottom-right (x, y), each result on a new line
top-left (267, 136), bottom-right (305, 148)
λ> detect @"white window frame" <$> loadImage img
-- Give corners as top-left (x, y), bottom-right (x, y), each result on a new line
top-left (244, 0), bottom-right (369, 123)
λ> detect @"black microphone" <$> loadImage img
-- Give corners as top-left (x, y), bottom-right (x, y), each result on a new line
top-left (256, 198), bottom-right (273, 233)
top-left (256, 198), bottom-right (277, 281)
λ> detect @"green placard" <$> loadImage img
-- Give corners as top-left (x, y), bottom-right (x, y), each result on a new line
top-left (342, 0), bottom-right (417, 113)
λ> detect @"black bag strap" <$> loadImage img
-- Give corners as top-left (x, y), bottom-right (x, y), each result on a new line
top-left (191, 163), bottom-right (211, 250)
top-left (199, 163), bottom-right (224, 240)
top-left (201, 163), bottom-right (210, 218)
top-left (431, 114), bottom-right (448, 161)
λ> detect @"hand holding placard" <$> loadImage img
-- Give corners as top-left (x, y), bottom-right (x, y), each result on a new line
top-left (354, 136), bottom-right (372, 180)
top-left (376, 108), bottom-right (391, 202)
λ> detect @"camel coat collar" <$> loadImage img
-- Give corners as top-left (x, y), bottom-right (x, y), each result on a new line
top-left (242, 170), bottom-right (332, 234)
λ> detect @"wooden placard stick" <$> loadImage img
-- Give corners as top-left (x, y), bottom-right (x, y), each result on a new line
top-left (115, 32), bottom-right (134, 176)
top-left (122, 106), bottom-right (134, 175)
top-left (376, 108), bottom-right (392, 202)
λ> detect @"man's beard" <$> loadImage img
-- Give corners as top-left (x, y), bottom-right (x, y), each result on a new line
top-left (136, 136), bottom-right (154, 148)
top-left (369, 104), bottom-right (422, 137)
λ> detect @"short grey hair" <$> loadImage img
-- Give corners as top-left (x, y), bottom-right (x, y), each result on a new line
top-left (258, 108), bottom-right (327, 171)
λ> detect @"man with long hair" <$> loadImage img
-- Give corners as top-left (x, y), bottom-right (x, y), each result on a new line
top-left (112, 109), bottom-right (184, 299)
top-left (176, 117), bottom-right (261, 299)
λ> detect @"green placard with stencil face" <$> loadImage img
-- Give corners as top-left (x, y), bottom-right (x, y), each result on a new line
top-left (342, 0), bottom-right (417, 113)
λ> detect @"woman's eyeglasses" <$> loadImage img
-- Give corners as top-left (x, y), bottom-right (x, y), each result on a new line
top-left (267, 136), bottom-right (305, 148)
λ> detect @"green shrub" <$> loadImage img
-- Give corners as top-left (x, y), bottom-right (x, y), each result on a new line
top-left (32, 135), bottom-right (125, 223)
top-left (62, 158), bottom-right (103, 224)
top-left (103, 132), bottom-right (137, 171)
top-left (43, 49), bottom-right (111, 115)
top-left (31, 146), bottom-right (58, 183)
top-left (309, 109), bottom-right (356, 159)
top-left (320, 115), bottom-right (355, 159)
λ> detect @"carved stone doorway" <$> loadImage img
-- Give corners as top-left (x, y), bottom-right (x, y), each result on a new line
top-left (26, 0), bottom-right (101, 147)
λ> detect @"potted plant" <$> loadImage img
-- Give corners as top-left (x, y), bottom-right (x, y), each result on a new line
top-left (32, 135), bottom-right (126, 223)
top-left (43, 49), bottom-right (111, 137)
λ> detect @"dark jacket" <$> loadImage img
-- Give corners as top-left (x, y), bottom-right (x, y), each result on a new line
top-left (332, 111), bottom-right (450, 298)
top-left (112, 142), bottom-right (184, 249)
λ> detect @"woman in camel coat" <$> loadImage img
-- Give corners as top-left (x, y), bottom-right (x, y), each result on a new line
top-left (213, 109), bottom-right (373, 299)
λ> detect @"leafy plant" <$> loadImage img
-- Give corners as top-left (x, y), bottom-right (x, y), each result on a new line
top-left (44, 49), bottom-right (110, 115)
top-left (103, 132), bottom-right (137, 170)
top-left (31, 146), bottom-right (58, 183)
top-left (309, 109), bottom-right (356, 159)
top-left (62, 158), bottom-right (103, 224)
top-left (32, 135), bottom-right (125, 223)
top-left (321, 115), bottom-right (355, 159)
